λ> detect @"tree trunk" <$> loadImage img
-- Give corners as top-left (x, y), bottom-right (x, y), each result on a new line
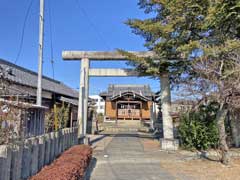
top-left (216, 102), bottom-right (230, 165)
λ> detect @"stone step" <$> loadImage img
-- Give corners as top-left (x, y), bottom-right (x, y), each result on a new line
top-left (99, 126), bottom-right (149, 133)
top-left (98, 120), bottom-right (150, 134)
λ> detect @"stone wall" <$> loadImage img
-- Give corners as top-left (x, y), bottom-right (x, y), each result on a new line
top-left (0, 127), bottom-right (81, 180)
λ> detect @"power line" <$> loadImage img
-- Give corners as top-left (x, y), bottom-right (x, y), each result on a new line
top-left (48, 0), bottom-right (55, 80)
top-left (15, 0), bottom-right (34, 64)
top-left (74, 0), bottom-right (111, 50)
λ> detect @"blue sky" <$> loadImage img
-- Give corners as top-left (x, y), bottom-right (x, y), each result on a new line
top-left (0, 0), bottom-right (163, 95)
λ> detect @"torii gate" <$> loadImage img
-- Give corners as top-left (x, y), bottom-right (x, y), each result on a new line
top-left (62, 51), bottom-right (178, 150)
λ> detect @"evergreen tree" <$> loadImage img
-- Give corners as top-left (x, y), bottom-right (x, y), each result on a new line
top-left (120, 0), bottom-right (209, 82)
top-left (123, 0), bottom-right (240, 164)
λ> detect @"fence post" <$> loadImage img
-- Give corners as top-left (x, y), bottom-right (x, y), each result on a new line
top-left (70, 128), bottom-right (74, 146)
top-left (0, 145), bottom-right (12, 180)
top-left (30, 138), bottom-right (39, 176)
top-left (63, 129), bottom-right (67, 150)
top-left (21, 139), bottom-right (32, 179)
top-left (50, 132), bottom-right (55, 162)
top-left (59, 129), bottom-right (63, 153)
top-left (67, 128), bottom-right (70, 148)
top-left (10, 144), bottom-right (23, 180)
top-left (64, 129), bottom-right (68, 149)
top-left (69, 128), bottom-right (72, 146)
top-left (68, 128), bottom-right (71, 148)
top-left (54, 131), bottom-right (59, 157)
top-left (65, 129), bottom-right (69, 149)
top-left (38, 135), bottom-right (45, 170)
top-left (74, 128), bottom-right (78, 145)
top-left (44, 133), bottom-right (50, 165)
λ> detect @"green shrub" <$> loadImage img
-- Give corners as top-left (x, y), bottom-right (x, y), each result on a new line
top-left (179, 102), bottom-right (219, 150)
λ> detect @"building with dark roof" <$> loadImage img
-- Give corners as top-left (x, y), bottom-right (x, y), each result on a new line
top-left (100, 84), bottom-right (157, 121)
top-left (0, 59), bottom-right (78, 106)
top-left (0, 59), bottom-right (79, 129)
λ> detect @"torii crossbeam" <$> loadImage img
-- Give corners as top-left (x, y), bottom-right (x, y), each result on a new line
top-left (62, 50), bottom-right (179, 150)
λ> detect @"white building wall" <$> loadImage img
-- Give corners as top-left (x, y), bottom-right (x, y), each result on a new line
top-left (89, 95), bottom-right (105, 114)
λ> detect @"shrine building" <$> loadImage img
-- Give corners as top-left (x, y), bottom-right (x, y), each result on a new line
top-left (100, 84), bottom-right (157, 121)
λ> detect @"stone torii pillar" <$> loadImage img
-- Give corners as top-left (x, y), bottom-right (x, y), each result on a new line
top-left (78, 58), bottom-right (89, 137)
top-left (160, 73), bottom-right (178, 150)
top-left (62, 51), bottom-right (178, 150)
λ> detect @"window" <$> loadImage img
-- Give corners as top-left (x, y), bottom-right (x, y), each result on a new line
top-left (100, 106), bottom-right (104, 109)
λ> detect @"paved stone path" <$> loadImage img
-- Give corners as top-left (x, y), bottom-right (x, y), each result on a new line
top-left (87, 133), bottom-right (178, 180)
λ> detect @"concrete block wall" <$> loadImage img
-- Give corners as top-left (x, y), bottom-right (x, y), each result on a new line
top-left (0, 127), bottom-right (80, 180)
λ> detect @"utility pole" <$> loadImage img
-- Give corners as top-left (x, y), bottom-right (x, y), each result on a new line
top-left (37, 0), bottom-right (44, 106)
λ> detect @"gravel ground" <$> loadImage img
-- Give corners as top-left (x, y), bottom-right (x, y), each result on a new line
top-left (161, 158), bottom-right (240, 180)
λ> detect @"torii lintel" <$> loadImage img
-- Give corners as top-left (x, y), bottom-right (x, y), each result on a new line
top-left (62, 51), bottom-right (158, 60)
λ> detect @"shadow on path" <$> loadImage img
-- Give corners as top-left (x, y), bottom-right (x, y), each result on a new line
top-left (89, 135), bottom-right (108, 145)
top-left (84, 157), bottom-right (97, 180)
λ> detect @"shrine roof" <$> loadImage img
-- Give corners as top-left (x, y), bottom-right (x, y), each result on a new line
top-left (100, 84), bottom-right (156, 99)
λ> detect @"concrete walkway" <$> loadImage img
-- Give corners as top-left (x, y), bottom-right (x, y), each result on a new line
top-left (87, 133), bottom-right (181, 180)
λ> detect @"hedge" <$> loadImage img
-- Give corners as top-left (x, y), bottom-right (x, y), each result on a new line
top-left (31, 145), bottom-right (92, 180)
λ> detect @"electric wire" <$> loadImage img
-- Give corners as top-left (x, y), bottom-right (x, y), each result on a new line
top-left (47, 0), bottom-right (58, 102)
top-left (15, 0), bottom-right (34, 64)
top-left (74, 0), bottom-right (111, 50)
top-left (48, 0), bottom-right (55, 80)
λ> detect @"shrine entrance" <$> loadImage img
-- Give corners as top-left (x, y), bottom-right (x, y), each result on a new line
top-left (62, 50), bottom-right (179, 150)
top-left (117, 101), bottom-right (142, 120)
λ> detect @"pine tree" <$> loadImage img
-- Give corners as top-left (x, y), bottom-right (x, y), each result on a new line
top-left (123, 0), bottom-right (240, 164)
top-left (120, 0), bottom-right (209, 82)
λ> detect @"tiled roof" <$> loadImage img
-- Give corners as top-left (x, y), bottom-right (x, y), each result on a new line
top-left (0, 59), bottom-right (78, 98)
top-left (110, 91), bottom-right (151, 101)
top-left (100, 84), bottom-right (155, 97)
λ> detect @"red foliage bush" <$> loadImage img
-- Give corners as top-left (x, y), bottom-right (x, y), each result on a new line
top-left (31, 145), bottom-right (92, 180)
